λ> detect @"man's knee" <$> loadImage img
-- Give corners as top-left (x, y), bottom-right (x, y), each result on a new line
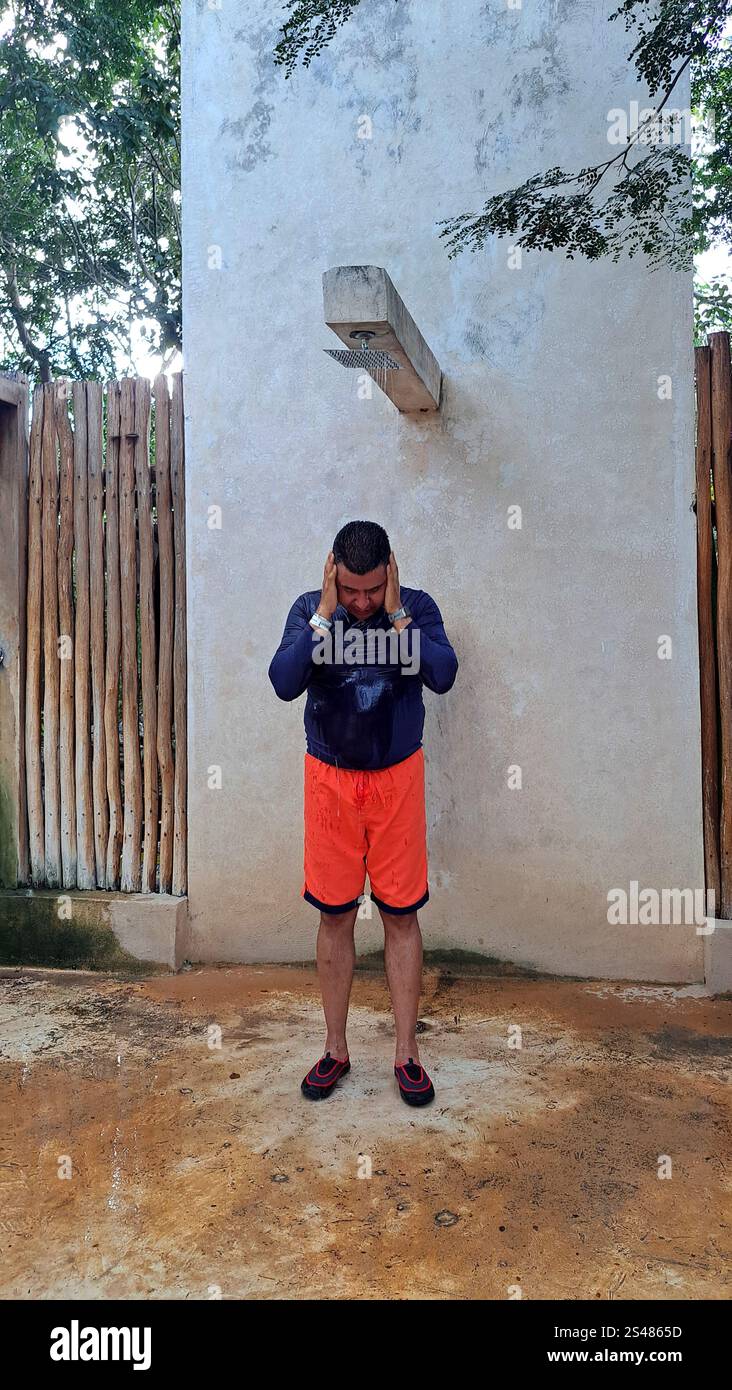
top-left (319, 907), bottom-right (358, 928)
top-left (379, 908), bottom-right (418, 930)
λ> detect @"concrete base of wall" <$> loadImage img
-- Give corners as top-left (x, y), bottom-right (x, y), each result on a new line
top-left (1, 887), bottom-right (729, 991)
top-left (0, 890), bottom-right (188, 973)
top-left (703, 921), bottom-right (732, 996)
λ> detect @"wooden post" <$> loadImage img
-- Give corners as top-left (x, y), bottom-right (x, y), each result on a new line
top-left (104, 382), bottom-right (123, 888)
top-left (695, 346), bottom-right (721, 911)
top-left (134, 378), bottom-right (158, 891)
top-left (87, 382), bottom-right (108, 884)
top-left (171, 373), bottom-right (187, 895)
top-left (41, 383), bottom-right (61, 885)
top-left (25, 385), bottom-right (44, 884)
top-left (119, 378), bottom-right (143, 891)
top-left (154, 375), bottom-right (175, 893)
top-left (0, 373), bottom-right (30, 887)
top-left (73, 381), bottom-right (96, 887)
top-left (55, 382), bottom-right (78, 887)
top-left (710, 331), bottom-right (732, 915)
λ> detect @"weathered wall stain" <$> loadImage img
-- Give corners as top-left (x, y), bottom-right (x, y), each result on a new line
top-left (0, 896), bottom-right (156, 973)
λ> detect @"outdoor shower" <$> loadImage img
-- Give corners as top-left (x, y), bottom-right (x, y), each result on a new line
top-left (324, 330), bottom-right (402, 373)
top-left (322, 265), bottom-right (442, 412)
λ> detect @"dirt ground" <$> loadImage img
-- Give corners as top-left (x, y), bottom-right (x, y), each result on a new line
top-left (0, 961), bottom-right (730, 1300)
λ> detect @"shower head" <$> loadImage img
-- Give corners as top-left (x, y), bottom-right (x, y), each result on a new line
top-left (322, 267), bottom-right (441, 411)
top-left (323, 346), bottom-right (402, 371)
top-left (324, 328), bottom-right (401, 372)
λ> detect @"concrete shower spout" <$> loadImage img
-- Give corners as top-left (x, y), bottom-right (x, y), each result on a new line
top-left (322, 265), bottom-right (442, 413)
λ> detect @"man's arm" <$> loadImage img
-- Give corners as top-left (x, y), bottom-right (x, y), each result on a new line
top-left (268, 594), bottom-right (321, 701)
top-left (398, 591), bottom-right (458, 694)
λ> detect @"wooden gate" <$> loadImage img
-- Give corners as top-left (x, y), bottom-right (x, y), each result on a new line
top-left (21, 373), bottom-right (187, 895)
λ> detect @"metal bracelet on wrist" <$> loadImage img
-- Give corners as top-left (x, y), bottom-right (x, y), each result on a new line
top-left (387, 605), bottom-right (410, 624)
top-left (309, 611), bottom-right (333, 631)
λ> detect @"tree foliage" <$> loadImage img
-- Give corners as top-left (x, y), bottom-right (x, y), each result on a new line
top-left (273, 0), bottom-right (366, 76)
top-left (0, 0), bottom-right (180, 382)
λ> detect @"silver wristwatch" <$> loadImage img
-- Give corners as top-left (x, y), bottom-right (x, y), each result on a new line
top-left (309, 611), bottom-right (333, 631)
top-left (387, 605), bottom-right (410, 624)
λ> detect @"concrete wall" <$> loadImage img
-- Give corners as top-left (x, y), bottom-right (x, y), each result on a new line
top-left (181, 0), bottom-right (705, 979)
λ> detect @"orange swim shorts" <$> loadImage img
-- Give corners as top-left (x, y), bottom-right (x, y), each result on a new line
top-left (302, 747), bottom-right (429, 915)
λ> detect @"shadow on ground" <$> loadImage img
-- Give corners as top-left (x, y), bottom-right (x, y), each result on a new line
top-left (0, 963), bottom-right (730, 1299)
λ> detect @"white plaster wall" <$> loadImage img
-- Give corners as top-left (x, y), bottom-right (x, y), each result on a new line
top-left (181, 0), bottom-right (704, 979)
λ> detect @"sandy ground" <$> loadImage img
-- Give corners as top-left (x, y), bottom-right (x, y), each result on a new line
top-left (0, 962), bottom-right (730, 1300)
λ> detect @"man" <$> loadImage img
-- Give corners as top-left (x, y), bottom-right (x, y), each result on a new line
top-left (268, 520), bottom-right (458, 1107)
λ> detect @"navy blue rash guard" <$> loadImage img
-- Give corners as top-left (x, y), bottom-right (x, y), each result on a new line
top-left (268, 586), bottom-right (458, 771)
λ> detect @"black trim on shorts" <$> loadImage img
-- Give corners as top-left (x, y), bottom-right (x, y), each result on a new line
top-left (303, 888), bottom-right (364, 914)
top-left (369, 888), bottom-right (430, 915)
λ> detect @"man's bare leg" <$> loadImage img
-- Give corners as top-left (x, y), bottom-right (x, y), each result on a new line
top-left (380, 909), bottom-right (423, 1065)
top-left (316, 906), bottom-right (358, 1057)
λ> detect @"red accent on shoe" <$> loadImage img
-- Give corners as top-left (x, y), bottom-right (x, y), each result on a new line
top-left (394, 1061), bottom-right (432, 1092)
top-left (301, 1051), bottom-right (351, 1095)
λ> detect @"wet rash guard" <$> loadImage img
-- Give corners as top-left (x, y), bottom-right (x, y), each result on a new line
top-left (268, 586), bottom-right (458, 771)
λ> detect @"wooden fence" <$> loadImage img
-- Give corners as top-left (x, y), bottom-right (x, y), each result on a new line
top-left (23, 373), bottom-right (187, 894)
top-left (695, 332), bottom-right (731, 917)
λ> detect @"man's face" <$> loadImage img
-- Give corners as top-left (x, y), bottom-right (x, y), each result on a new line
top-left (336, 563), bottom-right (388, 620)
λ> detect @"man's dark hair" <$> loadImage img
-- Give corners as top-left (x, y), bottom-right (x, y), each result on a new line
top-left (332, 520), bottom-right (390, 575)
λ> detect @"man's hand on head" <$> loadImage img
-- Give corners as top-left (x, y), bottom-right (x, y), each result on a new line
top-left (384, 551), bottom-right (401, 612)
top-left (316, 550), bottom-right (338, 621)
top-left (385, 551), bottom-right (412, 630)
